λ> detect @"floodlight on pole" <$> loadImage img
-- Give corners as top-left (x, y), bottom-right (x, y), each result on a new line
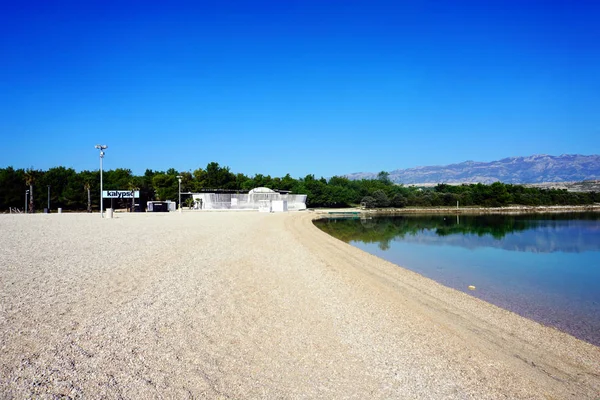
top-left (25, 190), bottom-right (29, 214)
top-left (95, 145), bottom-right (108, 218)
top-left (176, 175), bottom-right (182, 213)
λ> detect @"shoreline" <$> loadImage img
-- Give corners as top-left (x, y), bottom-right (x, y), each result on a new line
top-left (294, 212), bottom-right (600, 396)
top-left (1, 212), bottom-right (599, 398)
top-left (312, 209), bottom-right (600, 347)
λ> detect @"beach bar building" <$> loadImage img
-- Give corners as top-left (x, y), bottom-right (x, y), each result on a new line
top-left (192, 187), bottom-right (307, 211)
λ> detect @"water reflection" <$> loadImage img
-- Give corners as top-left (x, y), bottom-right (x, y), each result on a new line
top-left (316, 213), bottom-right (600, 253)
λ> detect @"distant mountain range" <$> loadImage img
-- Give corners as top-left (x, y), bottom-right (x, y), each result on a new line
top-left (346, 154), bottom-right (600, 184)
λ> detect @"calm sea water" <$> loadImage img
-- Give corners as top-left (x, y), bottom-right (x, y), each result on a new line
top-left (314, 213), bottom-right (600, 346)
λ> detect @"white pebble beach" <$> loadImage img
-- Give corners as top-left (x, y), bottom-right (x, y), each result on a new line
top-left (1, 211), bottom-right (599, 399)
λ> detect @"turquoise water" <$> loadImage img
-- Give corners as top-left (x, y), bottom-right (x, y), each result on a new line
top-left (314, 213), bottom-right (600, 346)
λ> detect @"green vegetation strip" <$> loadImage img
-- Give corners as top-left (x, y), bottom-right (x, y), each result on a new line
top-left (2, 163), bottom-right (599, 212)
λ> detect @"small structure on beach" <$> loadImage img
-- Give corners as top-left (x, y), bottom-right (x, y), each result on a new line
top-left (192, 187), bottom-right (307, 211)
top-left (147, 200), bottom-right (177, 212)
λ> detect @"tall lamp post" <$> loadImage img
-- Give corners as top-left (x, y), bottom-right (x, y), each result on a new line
top-left (47, 185), bottom-right (50, 212)
top-left (25, 190), bottom-right (29, 214)
top-left (95, 145), bottom-right (108, 218)
top-left (176, 175), bottom-right (182, 213)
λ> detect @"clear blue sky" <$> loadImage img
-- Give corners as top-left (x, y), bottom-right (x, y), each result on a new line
top-left (1, 0), bottom-right (599, 178)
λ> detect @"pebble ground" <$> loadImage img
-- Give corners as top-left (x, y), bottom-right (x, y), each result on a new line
top-left (1, 211), bottom-right (599, 399)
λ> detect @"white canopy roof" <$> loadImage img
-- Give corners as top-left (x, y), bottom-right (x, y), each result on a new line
top-left (248, 187), bottom-right (276, 194)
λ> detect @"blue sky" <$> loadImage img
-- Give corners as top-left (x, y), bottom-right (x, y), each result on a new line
top-left (1, 0), bottom-right (599, 178)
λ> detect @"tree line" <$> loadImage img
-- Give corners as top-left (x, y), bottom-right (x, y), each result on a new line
top-left (1, 163), bottom-right (598, 212)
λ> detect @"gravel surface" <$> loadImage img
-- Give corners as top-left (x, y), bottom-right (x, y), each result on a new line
top-left (1, 211), bottom-right (599, 399)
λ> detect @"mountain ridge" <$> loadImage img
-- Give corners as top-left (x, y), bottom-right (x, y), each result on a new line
top-left (346, 154), bottom-right (600, 184)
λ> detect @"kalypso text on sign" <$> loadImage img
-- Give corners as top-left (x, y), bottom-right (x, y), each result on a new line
top-left (102, 190), bottom-right (140, 199)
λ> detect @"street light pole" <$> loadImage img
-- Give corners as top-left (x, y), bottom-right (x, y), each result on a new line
top-left (25, 190), bottom-right (29, 214)
top-left (176, 175), bottom-right (182, 213)
top-left (95, 145), bottom-right (108, 218)
top-left (47, 185), bottom-right (50, 212)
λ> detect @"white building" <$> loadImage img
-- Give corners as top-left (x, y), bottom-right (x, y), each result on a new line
top-left (192, 187), bottom-right (307, 211)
